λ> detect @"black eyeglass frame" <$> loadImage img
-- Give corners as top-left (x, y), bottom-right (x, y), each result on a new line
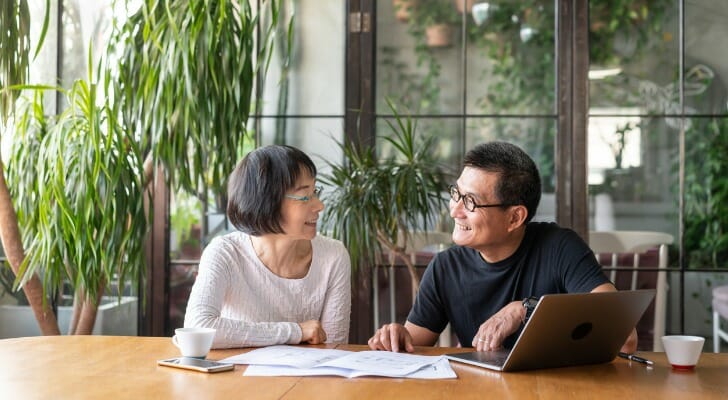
top-left (448, 185), bottom-right (513, 212)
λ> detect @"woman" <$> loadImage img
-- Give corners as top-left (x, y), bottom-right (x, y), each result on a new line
top-left (184, 145), bottom-right (351, 348)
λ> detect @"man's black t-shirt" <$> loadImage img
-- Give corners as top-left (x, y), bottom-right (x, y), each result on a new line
top-left (407, 222), bottom-right (609, 348)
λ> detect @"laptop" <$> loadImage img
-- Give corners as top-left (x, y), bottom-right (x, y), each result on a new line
top-left (445, 289), bottom-right (655, 372)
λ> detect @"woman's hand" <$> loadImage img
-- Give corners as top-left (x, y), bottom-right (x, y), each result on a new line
top-left (299, 320), bottom-right (327, 344)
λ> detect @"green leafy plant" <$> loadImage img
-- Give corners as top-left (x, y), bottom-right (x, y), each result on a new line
top-left (0, 0), bottom-right (60, 335)
top-left (412, 0), bottom-right (459, 27)
top-left (170, 191), bottom-right (203, 254)
top-left (111, 0), bottom-right (280, 203)
top-left (7, 49), bottom-right (147, 334)
top-left (320, 100), bottom-right (448, 298)
top-left (2, 0), bottom-right (280, 336)
top-left (474, 1), bottom-right (668, 192)
top-left (0, 261), bottom-right (28, 305)
top-left (683, 117), bottom-right (728, 269)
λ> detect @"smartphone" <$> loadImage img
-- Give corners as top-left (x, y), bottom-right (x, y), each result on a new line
top-left (157, 357), bottom-right (234, 373)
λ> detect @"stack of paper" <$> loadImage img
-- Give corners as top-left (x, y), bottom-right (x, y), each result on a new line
top-left (219, 345), bottom-right (457, 379)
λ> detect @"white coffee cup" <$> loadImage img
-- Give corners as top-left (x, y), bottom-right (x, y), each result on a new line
top-left (661, 335), bottom-right (705, 370)
top-left (172, 327), bottom-right (216, 359)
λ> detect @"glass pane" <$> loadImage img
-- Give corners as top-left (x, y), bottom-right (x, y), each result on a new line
top-left (668, 271), bottom-right (728, 348)
top-left (587, 116), bottom-right (678, 235)
top-left (466, 117), bottom-right (556, 194)
top-left (260, 0), bottom-right (344, 116)
top-left (61, 1), bottom-right (113, 83)
top-left (683, 117), bottom-right (728, 269)
top-left (258, 116), bottom-right (345, 173)
top-left (376, 0), bottom-right (465, 115)
top-left (588, 1), bottom-right (679, 116)
top-left (466, 0), bottom-right (556, 115)
top-left (374, 116), bottom-right (459, 232)
top-left (376, 116), bottom-right (463, 173)
top-left (685, 1), bottom-right (728, 116)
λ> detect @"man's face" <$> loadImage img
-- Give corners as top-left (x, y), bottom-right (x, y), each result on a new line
top-left (449, 167), bottom-right (514, 252)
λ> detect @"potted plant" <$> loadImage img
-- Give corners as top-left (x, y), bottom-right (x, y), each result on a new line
top-left (0, 0), bottom-right (60, 335)
top-left (393, 0), bottom-right (416, 22)
top-left (412, 0), bottom-right (458, 47)
top-left (1, 0), bottom-right (280, 336)
top-left (5, 56), bottom-right (148, 334)
top-left (320, 100), bottom-right (449, 300)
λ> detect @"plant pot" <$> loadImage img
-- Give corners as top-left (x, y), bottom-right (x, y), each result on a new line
top-left (425, 24), bottom-right (453, 48)
top-left (393, 0), bottom-right (415, 22)
top-left (453, 0), bottom-right (475, 14)
top-left (0, 296), bottom-right (138, 338)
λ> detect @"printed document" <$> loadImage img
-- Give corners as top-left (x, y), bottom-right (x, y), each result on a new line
top-left (219, 345), bottom-right (456, 379)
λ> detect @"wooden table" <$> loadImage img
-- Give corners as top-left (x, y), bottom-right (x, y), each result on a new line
top-left (1, 336), bottom-right (727, 399)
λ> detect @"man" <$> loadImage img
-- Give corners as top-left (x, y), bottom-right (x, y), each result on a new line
top-left (368, 141), bottom-right (637, 353)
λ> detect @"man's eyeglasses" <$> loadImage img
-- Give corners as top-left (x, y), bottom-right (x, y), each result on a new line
top-left (285, 185), bottom-right (323, 202)
top-left (448, 185), bottom-right (512, 212)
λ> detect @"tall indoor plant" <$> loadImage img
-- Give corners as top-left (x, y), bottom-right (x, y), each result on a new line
top-left (111, 0), bottom-right (280, 202)
top-left (2, 0), bottom-right (280, 335)
top-left (6, 52), bottom-right (147, 334)
top-left (0, 0), bottom-right (59, 335)
top-left (321, 100), bottom-right (449, 300)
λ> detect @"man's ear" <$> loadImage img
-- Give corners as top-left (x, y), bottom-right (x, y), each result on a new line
top-left (507, 205), bottom-right (529, 231)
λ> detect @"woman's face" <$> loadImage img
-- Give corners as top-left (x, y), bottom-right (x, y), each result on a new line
top-left (279, 170), bottom-right (324, 240)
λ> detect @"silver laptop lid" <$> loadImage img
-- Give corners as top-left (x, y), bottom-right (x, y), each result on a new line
top-left (446, 289), bottom-right (655, 372)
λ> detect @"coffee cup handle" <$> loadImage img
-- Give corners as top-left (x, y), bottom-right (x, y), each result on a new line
top-left (172, 335), bottom-right (180, 348)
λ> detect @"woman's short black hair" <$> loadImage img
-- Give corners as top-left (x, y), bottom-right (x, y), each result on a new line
top-left (227, 145), bottom-right (317, 235)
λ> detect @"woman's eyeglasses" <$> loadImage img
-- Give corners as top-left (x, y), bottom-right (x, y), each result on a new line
top-left (285, 185), bottom-right (323, 202)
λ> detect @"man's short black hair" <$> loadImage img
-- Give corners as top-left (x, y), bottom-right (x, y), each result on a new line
top-left (463, 141), bottom-right (541, 223)
top-left (227, 145), bottom-right (317, 235)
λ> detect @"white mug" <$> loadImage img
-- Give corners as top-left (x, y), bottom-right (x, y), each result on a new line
top-left (661, 335), bottom-right (705, 370)
top-left (172, 327), bottom-right (216, 359)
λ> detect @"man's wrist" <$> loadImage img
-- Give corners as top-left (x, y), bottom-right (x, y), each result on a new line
top-left (522, 296), bottom-right (539, 324)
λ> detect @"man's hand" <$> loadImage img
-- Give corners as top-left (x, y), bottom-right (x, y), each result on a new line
top-left (368, 323), bottom-right (415, 353)
top-left (299, 320), bottom-right (327, 344)
top-left (620, 328), bottom-right (638, 354)
top-left (471, 301), bottom-right (525, 351)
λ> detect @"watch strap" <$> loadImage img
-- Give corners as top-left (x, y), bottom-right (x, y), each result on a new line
top-left (522, 296), bottom-right (539, 324)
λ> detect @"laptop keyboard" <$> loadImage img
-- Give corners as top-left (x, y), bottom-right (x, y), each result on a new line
top-left (481, 351), bottom-right (509, 366)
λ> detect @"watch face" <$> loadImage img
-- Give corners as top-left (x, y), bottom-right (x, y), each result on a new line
top-left (523, 296), bottom-right (539, 308)
top-left (523, 297), bottom-right (539, 322)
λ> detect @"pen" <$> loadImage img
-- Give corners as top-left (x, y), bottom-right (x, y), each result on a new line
top-left (618, 352), bottom-right (654, 366)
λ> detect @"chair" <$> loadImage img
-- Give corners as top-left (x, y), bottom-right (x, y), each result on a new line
top-left (589, 231), bottom-right (674, 352)
top-left (712, 285), bottom-right (728, 352)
